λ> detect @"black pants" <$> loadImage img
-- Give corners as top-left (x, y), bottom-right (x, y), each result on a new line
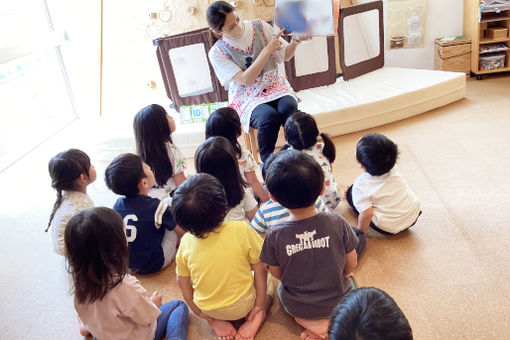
top-left (249, 95), bottom-right (297, 162)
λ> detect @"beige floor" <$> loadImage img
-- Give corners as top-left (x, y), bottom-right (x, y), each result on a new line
top-left (1, 74), bottom-right (509, 339)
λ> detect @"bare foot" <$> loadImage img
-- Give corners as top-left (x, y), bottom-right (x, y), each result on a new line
top-left (300, 329), bottom-right (323, 340)
top-left (295, 318), bottom-right (329, 340)
top-left (236, 308), bottom-right (266, 340)
top-left (208, 318), bottom-right (237, 340)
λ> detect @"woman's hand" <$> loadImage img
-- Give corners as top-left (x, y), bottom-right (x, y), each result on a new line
top-left (291, 33), bottom-right (312, 45)
top-left (262, 27), bottom-right (285, 56)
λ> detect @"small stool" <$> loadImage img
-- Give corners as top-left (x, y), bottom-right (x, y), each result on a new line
top-left (243, 128), bottom-right (260, 164)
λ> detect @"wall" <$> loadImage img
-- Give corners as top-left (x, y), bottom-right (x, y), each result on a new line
top-left (381, 0), bottom-right (464, 69)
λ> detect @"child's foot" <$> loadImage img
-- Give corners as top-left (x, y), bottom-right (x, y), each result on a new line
top-left (236, 307), bottom-right (266, 340)
top-left (295, 318), bottom-right (329, 340)
top-left (208, 318), bottom-right (237, 340)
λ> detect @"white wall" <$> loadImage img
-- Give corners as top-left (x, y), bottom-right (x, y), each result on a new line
top-left (381, 0), bottom-right (464, 69)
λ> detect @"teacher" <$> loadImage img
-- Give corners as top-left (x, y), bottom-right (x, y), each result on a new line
top-left (207, 1), bottom-right (309, 162)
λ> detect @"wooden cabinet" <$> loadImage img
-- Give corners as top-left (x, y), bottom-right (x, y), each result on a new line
top-left (464, 0), bottom-right (510, 79)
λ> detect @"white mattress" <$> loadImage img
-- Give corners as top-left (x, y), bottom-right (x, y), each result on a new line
top-left (297, 67), bottom-right (466, 136)
top-left (171, 67), bottom-right (466, 158)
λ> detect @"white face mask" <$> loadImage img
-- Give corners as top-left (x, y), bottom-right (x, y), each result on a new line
top-left (228, 23), bottom-right (243, 39)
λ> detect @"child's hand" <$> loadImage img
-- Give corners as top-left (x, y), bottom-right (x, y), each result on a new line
top-left (151, 291), bottom-right (163, 307)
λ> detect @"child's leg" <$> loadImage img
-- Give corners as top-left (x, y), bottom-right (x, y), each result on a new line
top-left (351, 226), bottom-right (366, 258)
top-left (161, 229), bottom-right (178, 268)
top-left (153, 300), bottom-right (189, 340)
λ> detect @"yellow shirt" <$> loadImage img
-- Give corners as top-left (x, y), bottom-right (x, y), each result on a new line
top-left (176, 221), bottom-right (263, 310)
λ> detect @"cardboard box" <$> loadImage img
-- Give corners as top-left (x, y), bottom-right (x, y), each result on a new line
top-left (435, 37), bottom-right (471, 74)
top-left (487, 27), bottom-right (509, 40)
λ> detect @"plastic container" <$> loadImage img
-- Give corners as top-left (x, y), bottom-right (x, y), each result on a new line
top-left (479, 53), bottom-right (506, 70)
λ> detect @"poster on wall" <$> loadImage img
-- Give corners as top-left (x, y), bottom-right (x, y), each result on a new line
top-left (387, 0), bottom-right (427, 49)
top-left (274, 0), bottom-right (336, 35)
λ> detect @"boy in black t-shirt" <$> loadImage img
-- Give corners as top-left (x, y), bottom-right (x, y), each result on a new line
top-left (260, 150), bottom-right (358, 340)
top-left (105, 153), bottom-right (184, 274)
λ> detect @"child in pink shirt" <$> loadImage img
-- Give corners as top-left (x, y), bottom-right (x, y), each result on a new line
top-left (65, 207), bottom-right (188, 340)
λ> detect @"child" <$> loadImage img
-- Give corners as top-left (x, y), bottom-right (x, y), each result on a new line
top-left (46, 148), bottom-right (95, 256)
top-left (329, 287), bottom-right (413, 340)
top-left (260, 150), bottom-right (358, 340)
top-left (346, 133), bottom-right (421, 235)
top-left (134, 104), bottom-right (186, 200)
top-left (206, 107), bottom-right (269, 202)
top-left (65, 207), bottom-right (189, 340)
top-left (282, 111), bottom-right (341, 210)
top-left (195, 136), bottom-right (258, 223)
top-left (251, 151), bottom-right (365, 257)
top-left (172, 173), bottom-right (272, 340)
top-left (104, 153), bottom-right (182, 274)
top-left (250, 150), bottom-right (329, 233)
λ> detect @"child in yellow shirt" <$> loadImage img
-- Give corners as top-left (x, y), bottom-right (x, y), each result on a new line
top-left (172, 173), bottom-right (272, 340)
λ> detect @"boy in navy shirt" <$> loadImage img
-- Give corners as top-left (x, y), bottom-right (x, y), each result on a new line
top-left (105, 153), bottom-right (183, 274)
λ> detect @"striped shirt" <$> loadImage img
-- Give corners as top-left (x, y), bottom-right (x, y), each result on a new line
top-left (250, 197), bottom-right (328, 234)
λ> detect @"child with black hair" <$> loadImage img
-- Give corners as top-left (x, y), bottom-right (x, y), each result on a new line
top-left (195, 136), bottom-right (258, 223)
top-left (329, 287), bottom-right (413, 340)
top-left (250, 150), bottom-right (328, 234)
top-left (206, 107), bottom-right (269, 202)
top-left (104, 153), bottom-right (183, 274)
top-left (134, 104), bottom-right (186, 200)
top-left (282, 111), bottom-right (341, 210)
top-left (346, 133), bottom-right (421, 235)
top-left (260, 150), bottom-right (359, 340)
top-left (46, 148), bottom-right (96, 256)
top-left (65, 207), bottom-right (189, 340)
top-left (172, 173), bottom-right (272, 340)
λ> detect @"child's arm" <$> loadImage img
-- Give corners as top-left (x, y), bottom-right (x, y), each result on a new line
top-left (176, 275), bottom-right (214, 322)
top-left (245, 171), bottom-right (269, 202)
top-left (357, 206), bottom-right (373, 233)
top-left (267, 265), bottom-right (282, 280)
top-left (173, 171), bottom-right (186, 187)
top-left (150, 291), bottom-right (163, 307)
top-left (245, 206), bottom-right (258, 222)
top-left (343, 249), bottom-right (357, 275)
top-left (247, 262), bottom-right (268, 320)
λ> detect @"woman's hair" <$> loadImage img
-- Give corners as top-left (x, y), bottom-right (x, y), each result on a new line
top-left (265, 150), bottom-right (324, 209)
top-left (171, 173), bottom-right (228, 239)
top-left (133, 104), bottom-right (173, 187)
top-left (46, 149), bottom-right (91, 232)
top-left (65, 207), bottom-right (128, 304)
top-left (195, 136), bottom-right (246, 209)
top-left (104, 153), bottom-right (146, 197)
top-left (283, 111), bottom-right (336, 164)
top-left (329, 287), bottom-right (413, 340)
top-left (205, 107), bottom-right (243, 159)
top-left (206, 1), bottom-right (235, 33)
top-left (356, 133), bottom-right (398, 176)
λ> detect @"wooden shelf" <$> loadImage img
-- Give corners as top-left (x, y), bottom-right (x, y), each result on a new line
top-left (476, 66), bottom-right (510, 74)
top-left (479, 37), bottom-right (510, 44)
top-left (480, 15), bottom-right (510, 23)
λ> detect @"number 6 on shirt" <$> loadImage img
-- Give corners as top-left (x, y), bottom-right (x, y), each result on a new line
top-left (123, 214), bottom-right (138, 242)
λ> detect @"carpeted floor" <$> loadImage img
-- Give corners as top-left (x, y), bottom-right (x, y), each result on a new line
top-left (1, 74), bottom-right (509, 339)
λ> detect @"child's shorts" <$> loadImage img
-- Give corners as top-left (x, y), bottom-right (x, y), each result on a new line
top-left (202, 286), bottom-right (256, 321)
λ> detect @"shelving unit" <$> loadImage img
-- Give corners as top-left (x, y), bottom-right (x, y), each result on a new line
top-left (464, 0), bottom-right (510, 79)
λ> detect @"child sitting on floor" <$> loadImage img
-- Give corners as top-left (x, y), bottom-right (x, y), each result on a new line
top-left (206, 107), bottom-right (269, 202)
top-left (65, 207), bottom-right (189, 340)
top-left (260, 150), bottom-right (359, 340)
top-left (104, 153), bottom-right (183, 274)
top-left (172, 173), bottom-right (272, 340)
top-left (134, 104), bottom-right (186, 200)
top-left (46, 148), bottom-right (96, 256)
top-left (195, 136), bottom-right (258, 223)
top-left (346, 133), bottom-right (421, 235)
top-left (282, 111), bottom-right (341, 210)
top-left (329, 287), bottom-right (413, 340)
top-left (251, 150), bottom-right (365, 258)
